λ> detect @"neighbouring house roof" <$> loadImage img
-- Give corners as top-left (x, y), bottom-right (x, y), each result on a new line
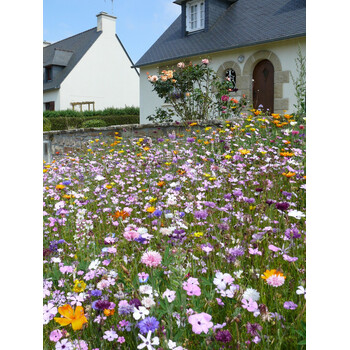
top-left (134, 0), bottom-right (306, 68)
top-left (43, 28), bottom-right (102, 91)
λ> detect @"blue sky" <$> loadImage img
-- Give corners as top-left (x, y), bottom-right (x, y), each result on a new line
top-left (43, 0), bottom-right (181, 64)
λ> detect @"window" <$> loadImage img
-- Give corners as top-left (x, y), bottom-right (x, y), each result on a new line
top-left (45, 66), bottom-right (52, 82)
top-left (186, 0), bottom-right (205, 32)
top-left (45, 101), bottom-right (55, 111)
top-left (225, 68), bottom-right (237, 91)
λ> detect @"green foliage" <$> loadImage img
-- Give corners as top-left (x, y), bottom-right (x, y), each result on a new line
top-left (291, 47), bottom-right (306, 119)
top-left (81, 119), bottom-right (107, 128)
top-left (43, 117), bottom-right (51, 131)
top-left (43, 106), bottom-right (139, 118)
top-left (47, 115), bottom-right (139, 131)
top-left (147, 107), bottom-right (175, 124)
top-left (148, 60), bottom-right (248, 122)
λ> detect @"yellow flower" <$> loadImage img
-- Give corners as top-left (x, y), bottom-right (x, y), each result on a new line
top-left (189, 122), bottom-right (198, 126)
top-left (205, 127), bottom-right (212, 131)
top-left (149, 197), bottom-right (157, 203)
top-left (225, 155), bottom-right (232, 159)
top-left (282, 172), bottom-right (296, 178)
top-left (104, 309), bottom-right (115, 317)
top-left (239, 149), bottom-right (250, 155)
top-left (209, 177), bottom-right (216, 181)
top-left (193, 232), bottom-right (203, 237)
top-left (54, 304), bottom-right (88, 331)
top-left (55, 184), bottom-right (65, 190)
top-left (146, 207), bottom-right (156, 213)
top-left (261, 269), bottom-right (285, 280)
top-left (249, 206), bottom-right (256, 211)
top-left (73, 280), bottom-right (86, 293)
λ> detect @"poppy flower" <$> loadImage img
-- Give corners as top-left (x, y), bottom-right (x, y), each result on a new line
top-left (54, 304), bottom-right (87, 331)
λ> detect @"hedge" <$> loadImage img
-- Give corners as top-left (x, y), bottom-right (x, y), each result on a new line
top-left (43, 106), bottom-right (139, 119)
top-left (47, 115), bottom-right (140, 131)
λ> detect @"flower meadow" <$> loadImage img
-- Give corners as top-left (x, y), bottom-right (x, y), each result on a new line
top-left (43, 111), bottom-right (306, 349)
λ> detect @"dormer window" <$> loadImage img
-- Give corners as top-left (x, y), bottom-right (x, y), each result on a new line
top-left (186, 0), bottom-right (205, 33)
top-left (45, 66), bottom-right (52, 82)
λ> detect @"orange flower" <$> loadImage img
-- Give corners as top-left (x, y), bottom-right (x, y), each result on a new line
top-left (104, 309), bottom-right (115, 317)
top-left (54, 304), bottom-right (87, 331)
top-left (282, 172), bottom-right (296, 178)
top-left (55, 184), bottom-right (65, 190)
top-left (112, 210), bottom-right (130, 220)
top-left (261, 269), bottom-right (285, 280)
top-left (157, 181), bottom-right (166, 187)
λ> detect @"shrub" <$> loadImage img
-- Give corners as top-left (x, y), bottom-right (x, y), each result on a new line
top-left (147, 60), bottom-right (247, 122)
top-left (43, 117), bottom-right (51, 131)
top-left (81, 119), bottom-right (107, 128)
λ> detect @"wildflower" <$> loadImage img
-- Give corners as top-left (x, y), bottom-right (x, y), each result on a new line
top-left (282, 171), bottom-right (296, 178)
top-left (261, 269), bottom-right (286, 287)
top-left (138, 272), bottom-right (149, 283)
top-left (137, 330), bottom-right (160, 350)
top-left (213, 272), bottom-right (234, 290)
top-left (133, 306), bottom-right (150, 320)
top-left (275, 202), bottom-right (290, 211)
top-left (215, 329), bottom-right (232, 343)
top-left (141, 251), bottom-right (162, 267)
top-left (146, 207), bottom-right (156, 213)
top-left (288, 210), bottom-right (306, 219)
top-left (246, 322), bottom-right (263, 336)
top-left (239, 149), bottom-right (250, 155)
top-left (103, 329), bottom-right (119, 341)
top-left (183, 278), bottom-right (201, 296)
top-left (43, 302), bottom-right (58, 324)
top-left (296, 286), bottom-right (306, 298)
top-left (242, 288), bottom-right (260, 302)
top-left (242, 298), bottom-right (259, 312)
top-left (137, 316), bottom-right (160, 334)
top-left (54, 304), bottom-right (88, 331)
top-left (193, 231), bottom-right (203, 237)
top-left (162, 289), bottom-right (176, 303)
top-left (50, 329), bottom-right (63, 342)
top-left (283, 301), bottom-right (298, 310)
top-left (72, 340), bottom-right (88, 350)
top-left (73, 280), bottom-right (86, 293)
top-left (55, 339), bottom-right (73, 350)
top-left (188, 312), bottom-right (214, 334)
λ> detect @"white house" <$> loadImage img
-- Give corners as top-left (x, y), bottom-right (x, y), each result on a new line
top-left (43, 12), bottom-right (139, 111)
top-left (134, 0), bottom-right (306, 124)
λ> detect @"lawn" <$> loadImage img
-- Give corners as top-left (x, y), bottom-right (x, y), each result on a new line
top-left (43, 111), bottom-right (306, 349)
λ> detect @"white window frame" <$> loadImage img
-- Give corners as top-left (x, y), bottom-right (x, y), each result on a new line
top-left (186, 0), bottom-right (205, 33)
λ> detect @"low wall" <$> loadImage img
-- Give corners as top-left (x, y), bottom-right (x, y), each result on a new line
top-left (43, 119), bottom-right (240, 160)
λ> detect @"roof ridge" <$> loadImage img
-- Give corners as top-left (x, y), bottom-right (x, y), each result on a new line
top-left (44, 27), bottom-right (97, 47)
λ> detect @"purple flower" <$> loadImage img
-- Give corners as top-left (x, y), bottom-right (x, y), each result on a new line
top-left (137, 316), bottom-right (159, 334)
top-left (194, 210), bottom-right (208, 220)
top-left (90, 289), bottom-right (102, 297)
top-left (246, 322), bottom-right (262, 336)
top-left (283, 301), bottom-right (298, 310)
top-left (275, 202), bottom-right (290, 211)
top-left (215, 329), bottom-right (232, 343)
top-left (153, 209), bottom-right (162, 217)
top-left (187, 137), bottom-right (195, 143)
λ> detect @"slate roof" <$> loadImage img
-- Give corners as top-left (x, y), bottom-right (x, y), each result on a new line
top-left (134, 0), bottom-right (306, 68)
top-left (43, 28), bottom-right (102, 91)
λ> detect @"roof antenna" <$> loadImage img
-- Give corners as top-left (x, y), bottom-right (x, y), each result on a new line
top-left (104, 0), bottom-right (114, 15)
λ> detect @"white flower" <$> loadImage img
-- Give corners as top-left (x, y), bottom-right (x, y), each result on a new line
top-left (137, 331), bottom-right (159, 350)
top-left (142, 296), bottom-right (156, 308)
top-left (95, 175), bottom-right (105, 181)
top-left (290, 121), bottom-right (297, 126)
top-left (133, 306), bottom-right (150, 320)
top-left (296, 286), bottom-right (306, 299)
top-left (168, 340), bottom-right (178, 349)
top-left (88, 259), bottom-right (100, 270)
top-left (288, 210), bottom-right (305, 220)
top-left (162, 289), bottom-right (176, 303)
top-left (242, 288), bottom-right (260, 302)
top-left (56, 339), bottom-right (73, 350)
top-left (51, 257), bottom-right (61, 263)
top-left (139, 284), bottom-right (153, 295)
top-left (234, 270), bottom-right (243, 279)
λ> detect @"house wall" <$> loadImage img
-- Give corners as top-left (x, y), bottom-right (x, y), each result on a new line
top-left (43, 90), bottom-right (60, 110)
top-left (139, 37), bottom-right (306, 124)
top-left (59, 29), bottom-right (139, 111)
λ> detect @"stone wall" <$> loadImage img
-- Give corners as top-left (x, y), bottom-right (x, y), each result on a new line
top-left (43, 119), bottom-right (240, 161)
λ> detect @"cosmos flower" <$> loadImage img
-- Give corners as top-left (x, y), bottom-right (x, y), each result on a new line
top-left (54, 304), bottom-right (88, 331)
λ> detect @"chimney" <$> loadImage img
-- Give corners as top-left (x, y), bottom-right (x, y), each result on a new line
top-left (96, 12), bottom-right (117, 35)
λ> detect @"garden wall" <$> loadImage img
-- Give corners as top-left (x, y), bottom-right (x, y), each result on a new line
top-left (43, 119), bottom-right (240, 162)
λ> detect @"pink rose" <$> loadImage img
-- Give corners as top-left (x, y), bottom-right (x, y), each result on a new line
top-left (202, 58), bottom-right (209, 65)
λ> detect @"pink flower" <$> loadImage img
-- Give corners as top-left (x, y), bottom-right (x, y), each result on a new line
top-left (201, 58), bottom-right (209, 65)
top-left (188, 312), bottom-right (213, 334)
top-left (50, 329), bottom-right (62, 342)
top-left (177, 62), bottom-right (185, 68)
top-left (242, 298), bottom-right (258, 312)
top-left (183, 277), bottom-right (201, 296)
top-left (221, 95), bottom-right (229, 102)
top-left (248, 247), bottom-right (262, 255)
top-left (266, 275), bottom-right (285, 287)
top-left (268, 244), bottom-right (281, 252)
top-left (141, 250), bottom-right (162, 267)
top-left (123, 230), bottom-right (139, 241)
top-left (283, 254), bottom-right (298, 262)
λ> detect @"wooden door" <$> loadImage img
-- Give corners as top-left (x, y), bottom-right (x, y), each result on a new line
top-left (253, 59), bottom-right (274, 113)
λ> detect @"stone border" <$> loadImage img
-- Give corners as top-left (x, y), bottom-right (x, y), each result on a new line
top-left (43, 118), bottom-right (241, 157)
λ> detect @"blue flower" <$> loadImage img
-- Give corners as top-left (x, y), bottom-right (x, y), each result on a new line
top-left (137, 316), bottom-right (159, 334)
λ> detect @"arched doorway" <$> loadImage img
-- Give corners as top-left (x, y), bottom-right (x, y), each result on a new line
top-left (253, 59), bottom-right (274, 113)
